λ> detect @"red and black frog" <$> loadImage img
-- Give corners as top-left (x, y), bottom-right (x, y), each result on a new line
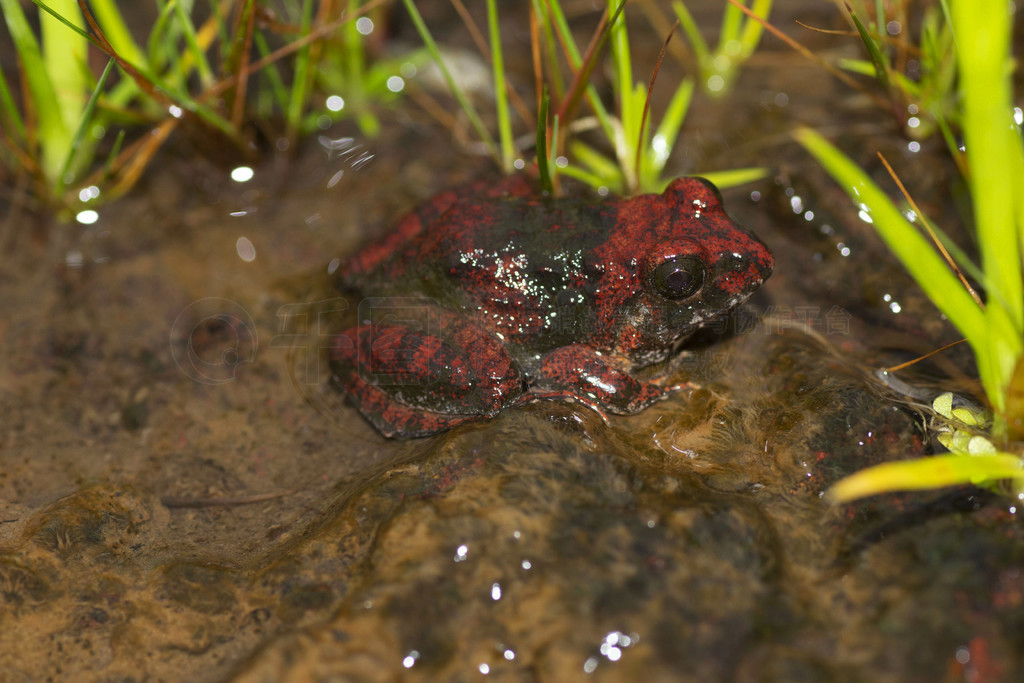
top-left (330, 175), bottom-right (773, 438)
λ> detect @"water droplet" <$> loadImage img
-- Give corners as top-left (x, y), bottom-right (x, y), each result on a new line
top-left (231, 166), bottom-right (254, 183)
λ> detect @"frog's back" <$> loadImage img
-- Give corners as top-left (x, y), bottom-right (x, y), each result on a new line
top-left (342, 189), bottom-right (617, 295)
top-left (339, 175), bottom-right (538, 283)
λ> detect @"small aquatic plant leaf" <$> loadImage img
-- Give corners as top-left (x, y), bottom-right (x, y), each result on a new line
top-left (827, 453), bottom-right (1024, 503)
top-left (931, 391), bottom-right (990, 428)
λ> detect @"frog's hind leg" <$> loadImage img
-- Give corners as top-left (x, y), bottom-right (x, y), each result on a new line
top-left (334, 373), bottom-right (486, 438)
top-left (329, 313), bottom-right (524, 438)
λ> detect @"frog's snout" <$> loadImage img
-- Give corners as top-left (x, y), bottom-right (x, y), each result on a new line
top-left (713, 242), bottom-right (773, 296)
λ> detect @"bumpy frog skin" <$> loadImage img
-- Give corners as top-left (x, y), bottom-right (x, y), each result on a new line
top-left (330, 175), bottom-right (773, 438)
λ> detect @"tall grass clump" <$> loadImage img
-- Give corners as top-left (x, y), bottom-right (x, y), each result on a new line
top-left (0, 0), bottom-right (410, 214)
top-left (402, 0), bottom-right (767, 196)
top-left (797, 0), bottom-right (1024, 501)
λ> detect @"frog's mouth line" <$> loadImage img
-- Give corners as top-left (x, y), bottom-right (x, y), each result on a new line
top-left (663, 290), bottom-right (759, 349)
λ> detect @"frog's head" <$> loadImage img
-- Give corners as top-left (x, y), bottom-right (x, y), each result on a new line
top-left (598, 177), bottom-right (773, 363)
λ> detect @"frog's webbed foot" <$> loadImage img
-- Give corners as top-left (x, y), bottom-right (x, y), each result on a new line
top-left (514, 390), bottom-right (613, 426)
top-left (330, 310), bottom-right (524, 438)
top-left (534, 345), bottom-right (692, 415)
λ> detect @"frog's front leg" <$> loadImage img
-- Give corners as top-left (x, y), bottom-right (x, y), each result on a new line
top-left (530, 345), bottom-right (688, 415)
top-left (330, 308), bottom-right (524, 437)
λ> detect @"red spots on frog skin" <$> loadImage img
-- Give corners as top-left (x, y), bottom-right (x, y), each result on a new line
top-left (331, 175), bottom-right (772, 437)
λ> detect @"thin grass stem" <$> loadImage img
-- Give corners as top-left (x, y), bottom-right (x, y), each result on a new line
top-left (487, 0), bottom-right (515, 173)
top-left (56, 57), bottom-right (116, 195)
top-left (401, 0), bottom-right (499, 163)
top-left (286, 0), bottom-right (313, 140)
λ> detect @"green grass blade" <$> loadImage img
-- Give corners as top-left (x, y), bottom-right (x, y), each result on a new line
top-left (537, 87), bottom-right (552, 194)
top-left (173, 0), bottom-right (215, 87)
top-left (697, 166), bottom-right (768, 190)
top-left (738, 0), bottom-right (771, 57)
top-left (210, 0), bottom-right (231, 61)
top-left (672, 1), bottom-right (710, 70)
top-left (837, 58), bottom-right (879, 78)
top-left (827, 453), bottom-right (1024, 502)
top-left (607, 0), bottom-right (633, 138)
top-left (343, 0), bottom-right (366, 92)
top-left (253, 31), bottom-right (290, 116)
top-left (604, 0), bottom-right (643, 186)
top-left (848, 6), bottom-right (891, 92)
top-left (0, 53), bottom-right (26, 141)
top-left (27, 0), bottom-right (93, 44)
top-left (649, 77), bottom-right (694, 172)
top-left (42, 0), bottom-right (91, 143)
top-left (718, 0), bottom-right (743, 47)
top-left (933, 113), bottom-right (965, 174)
top-left (102, 128), bottom-right (126, 178)
top-left (487, 0), bottom-right (515, 173)
top-left (2, 0), bottom-right (67, 183)
top-left (147, 0), bottom-right (180, 76)
top-left (88, 0), bottom-right (148, 67)
top-left (530, 0), bottom-right (565, 101)
top-left (542, 0), bottom-right (614, 143)
top-left (57, 57), bottom-right (116, 194)
top-left (938, 0), bottom-right (955, 45)
top-left (162, 85), bottom-right (238, 140)
top-left (548, 114), bottom-right (560, 185)
top-left (401, 0), bottom-right (499, 163)
top-left (794, 127), bottom-right (988, 354)
top-left (286, 0), bottom-right (314, 140)
top-left (568, 140), bottom-right (622, 193)
top-left (652, 77), bottom-right (694, 147)
top-left (953, 0), bottom-right (1024, 421)
top-left (559, 163), bottom-right (614, 192)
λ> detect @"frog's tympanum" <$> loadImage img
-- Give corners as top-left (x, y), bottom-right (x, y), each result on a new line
top-left (330, 175), bottom-right (773, 437)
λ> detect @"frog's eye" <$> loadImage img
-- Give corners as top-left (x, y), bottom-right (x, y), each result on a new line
top-left (651, 256), bottom-right (704, 300)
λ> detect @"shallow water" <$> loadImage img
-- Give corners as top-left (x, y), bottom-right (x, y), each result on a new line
top-left (2, 3), bottom-right (1023, 682)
